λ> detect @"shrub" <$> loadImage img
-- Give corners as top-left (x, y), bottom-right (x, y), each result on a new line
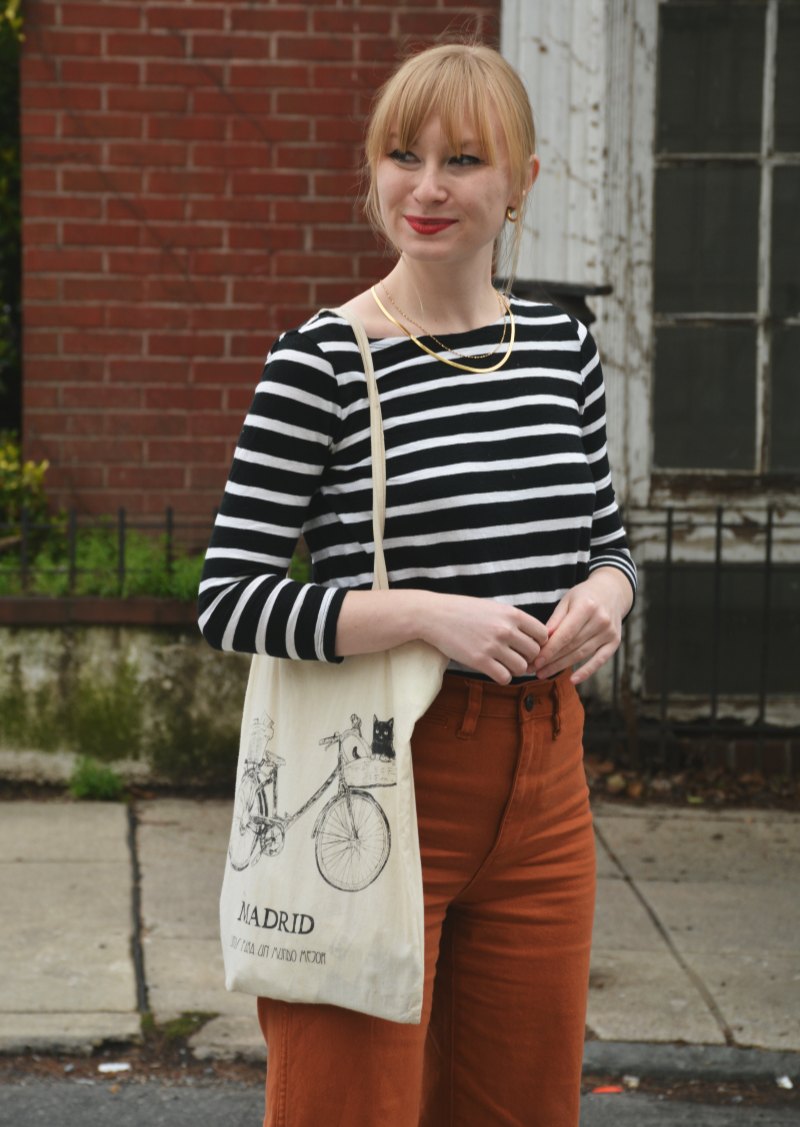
top-left (0, 430), bottom-right (51, 528)
top-left (0, 519), bottom-right (207, 600)
top-left (0, 515), bottom-right (310, 601)
top-left (68, 756), bottom-right (126, 802)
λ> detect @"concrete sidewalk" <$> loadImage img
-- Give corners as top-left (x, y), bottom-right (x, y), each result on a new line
top-left (1, 796), bottom-right (799, 1073)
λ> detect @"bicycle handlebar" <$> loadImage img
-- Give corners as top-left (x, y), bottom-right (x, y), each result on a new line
top-left (319, 724), bottom-right (362, 749)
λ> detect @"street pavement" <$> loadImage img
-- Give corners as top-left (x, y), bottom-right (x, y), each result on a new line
top-left (1, 1080), bottom-right (798, 1126)
top-left (1, 795), bottom-right (799, 1082)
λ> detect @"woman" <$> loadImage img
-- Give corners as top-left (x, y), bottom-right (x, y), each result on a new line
top-left (199, 41), bottom-right (635, 1127)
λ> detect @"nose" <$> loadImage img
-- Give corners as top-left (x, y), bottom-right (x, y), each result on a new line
top-left (412, 160), bottom-right (448, 205)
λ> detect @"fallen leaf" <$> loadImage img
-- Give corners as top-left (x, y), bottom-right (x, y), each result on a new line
top-left (605, 773), bottom-right (626, 795)
top-left (592, 1085), bottom-right (624, 1094)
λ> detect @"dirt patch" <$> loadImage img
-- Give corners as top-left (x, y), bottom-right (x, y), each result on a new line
top-left (582, 1073), bottom-right (799, 1108)
top-left (584, 755), bottom-right (800, 813)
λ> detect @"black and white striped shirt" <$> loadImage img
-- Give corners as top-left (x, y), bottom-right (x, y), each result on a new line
top-left (198, 298), bottom-right (637, 671)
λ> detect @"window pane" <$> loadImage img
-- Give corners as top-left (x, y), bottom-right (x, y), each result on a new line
top-left (775, 3), bottom-right (800, 151)
top-left (653, 326), bottom-right (756, 469)
top-left (771, 327), bottom-right (800, 471)
top-left (657, 3), bottom-right (765, 153)
top-left (771, 167), bottom-right (800, 319)
top-left (654, 166), bottom-right (759, 313)
top-left (645, 563), bottom-right (800, 695)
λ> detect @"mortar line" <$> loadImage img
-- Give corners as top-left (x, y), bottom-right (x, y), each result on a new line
top-left (593, 823), bottom-right (735, 1046)
top-left (127, 803), bottom-right (149, 1016)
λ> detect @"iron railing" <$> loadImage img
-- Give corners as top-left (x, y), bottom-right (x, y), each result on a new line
top-left (0, 507), bottom-right (215, 596)
top-left (3, 503), bottom-right (798, 771)
top-left (591, 505), bottom-right (800, 773)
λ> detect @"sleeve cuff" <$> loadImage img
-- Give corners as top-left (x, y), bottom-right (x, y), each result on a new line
top-left (320, 586), bottom-right (348, 663)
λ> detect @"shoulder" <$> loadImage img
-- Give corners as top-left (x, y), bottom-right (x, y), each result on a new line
top-left (506, 294), bottom-right (584, 341)
top-left (268, 309), bottom-right (363, 373)
top-left (265, 309), bottom-right (360, 380)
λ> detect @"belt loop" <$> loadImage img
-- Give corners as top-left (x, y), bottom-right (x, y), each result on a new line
top-left (551, 677), bottom-right (561, 740)
top-left (456, 679), bottom-right (483, 740)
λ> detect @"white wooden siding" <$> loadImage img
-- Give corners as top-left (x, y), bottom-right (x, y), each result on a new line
top-left (500, 0), bottom-right (606, 287)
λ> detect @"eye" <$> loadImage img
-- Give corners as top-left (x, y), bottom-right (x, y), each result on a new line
top-left (388, 149), bottom-right (416, 164)
top-left (450, 153), bottom-right (483, 167)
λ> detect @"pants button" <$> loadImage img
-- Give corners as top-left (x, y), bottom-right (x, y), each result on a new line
top-left (524, 693), bottom-right (534, 712)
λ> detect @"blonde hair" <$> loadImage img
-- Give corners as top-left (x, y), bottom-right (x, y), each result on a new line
top-left (363, 42), bottom-right (536, 290)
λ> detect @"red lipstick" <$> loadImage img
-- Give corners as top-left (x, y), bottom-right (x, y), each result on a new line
top-left (404, 216), bottom-right (458, 236)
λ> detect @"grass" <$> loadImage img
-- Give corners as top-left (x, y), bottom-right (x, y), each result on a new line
top-left (140, 1010), bottom-right (218, 1048)
top-left (0, 521), bottom-right (311, 600)
top-left (67, 756), bottom-right (126, 802)
top-left (0, 524), bottom-right (205, 600)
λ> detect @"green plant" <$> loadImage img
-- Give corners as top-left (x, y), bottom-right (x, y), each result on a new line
top-left (0, 430), bottom-right (51, 528)
top-left (67, 756), bottom-right (126, 801)
top-left (0, 520), bottom-right (207, 600)
top-left (289, 547), bottom-right (311, 583)
top-left (0, 516), bottom-right (309, 600)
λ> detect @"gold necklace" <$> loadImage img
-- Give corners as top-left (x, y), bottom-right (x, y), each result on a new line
top-left (380, 279), bottom-right (508, 360)
top-left (370, 287), bottom-right (516, 375)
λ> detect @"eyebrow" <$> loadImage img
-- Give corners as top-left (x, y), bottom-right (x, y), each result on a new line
top-left (386, 132), bottom-right (482, 148)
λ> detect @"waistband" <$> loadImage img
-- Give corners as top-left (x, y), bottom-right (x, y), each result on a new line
top-left (435, 666), bottom-right (575, 737)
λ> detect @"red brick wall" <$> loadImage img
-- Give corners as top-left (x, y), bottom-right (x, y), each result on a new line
top-left (20, 1), bottom-right (500, 518)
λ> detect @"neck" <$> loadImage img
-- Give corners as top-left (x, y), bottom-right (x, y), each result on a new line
top-left (380, 252), bottom-right (502, 335)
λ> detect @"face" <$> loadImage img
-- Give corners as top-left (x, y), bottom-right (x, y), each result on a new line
top-left (375, 110), bottom-right (538, 268)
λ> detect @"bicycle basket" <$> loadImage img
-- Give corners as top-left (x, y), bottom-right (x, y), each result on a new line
top-left (343, 756), bottom-right (397, 789)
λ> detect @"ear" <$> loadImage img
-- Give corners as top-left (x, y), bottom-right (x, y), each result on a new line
top-left (508, 152), bottom-right (539, 211)
top-left (373, 714), bottom-right (378, 726)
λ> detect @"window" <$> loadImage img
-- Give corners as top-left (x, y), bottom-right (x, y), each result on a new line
top-left (652, 0), bottom-right (800, 477)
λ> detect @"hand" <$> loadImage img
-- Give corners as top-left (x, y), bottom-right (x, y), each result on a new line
top-left (532, 568), bottom-right (633, 685)
top-left (422, 594), bottom-right (550, 686)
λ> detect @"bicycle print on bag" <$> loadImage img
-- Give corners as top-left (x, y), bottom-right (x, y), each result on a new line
top-left (228, 710), bottom-right (397, 892)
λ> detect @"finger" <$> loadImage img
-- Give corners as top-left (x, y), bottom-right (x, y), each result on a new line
top-left (484, 657), bottom-right (517, 685)
top-left (501, 645), bottom-right (534, 679)
top-left (535, 638), bottom-right (603, 681)
top-left (544, 593), bottom-right (571, 638)
top-left (536, 607), bottom-right (591, 669)
top-left (509, 634), bottom-right (542, 665)
top-left (519, 613), bottom-right (549, 647)
top-left (570, 642), bottom-right (618, 685)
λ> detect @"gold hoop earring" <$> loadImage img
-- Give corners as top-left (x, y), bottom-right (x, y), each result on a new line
top-left (505, 206), bottom-right (519, 223)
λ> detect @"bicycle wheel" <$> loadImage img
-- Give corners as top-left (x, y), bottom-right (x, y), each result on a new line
top-left (315, 791), bottom-right (390, 892)
top-left (228, 772), bottom-right (260, 871)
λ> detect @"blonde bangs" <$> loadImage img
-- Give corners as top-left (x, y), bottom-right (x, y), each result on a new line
top-left (372, 53), bottom-right (500, 168)
top-left (363, 43), bottom-right (536, 271)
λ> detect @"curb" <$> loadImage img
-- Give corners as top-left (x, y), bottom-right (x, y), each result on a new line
top-left (583, 1041), bottom-right (800, 1083)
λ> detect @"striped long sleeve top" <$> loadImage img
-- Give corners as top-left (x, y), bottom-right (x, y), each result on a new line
top-left (197, 297), bottom-right (637, 674)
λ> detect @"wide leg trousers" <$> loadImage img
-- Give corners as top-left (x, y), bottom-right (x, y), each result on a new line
top-left (257, 666), bottom-right (596, 1127)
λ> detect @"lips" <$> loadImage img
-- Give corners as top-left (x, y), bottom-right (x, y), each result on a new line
top-left (404, 216), bottom-right (458, 236)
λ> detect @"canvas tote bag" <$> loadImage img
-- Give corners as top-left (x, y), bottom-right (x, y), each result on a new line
top-left (219, 306), bottom-right (449, 1024)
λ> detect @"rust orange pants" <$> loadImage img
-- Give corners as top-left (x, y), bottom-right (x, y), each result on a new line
top-left (257, 667), bottom-right (596, 1127)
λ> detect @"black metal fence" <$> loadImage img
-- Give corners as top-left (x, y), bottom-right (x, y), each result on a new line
top-left (0, 507), bottom-right (215, 595)
top-left (3, 502), bottom-right (799, 771)
top-left (593, 505), bottom-right (800, 774)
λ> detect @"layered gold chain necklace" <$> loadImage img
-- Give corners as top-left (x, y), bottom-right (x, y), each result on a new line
top-left (370, 282), bottom-right (515, 374)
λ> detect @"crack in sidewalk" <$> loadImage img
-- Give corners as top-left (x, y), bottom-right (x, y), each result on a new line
top-left (127, 803), bottom-right (149, 1015)
top-left (593, 823), bottom-right (735, 1047)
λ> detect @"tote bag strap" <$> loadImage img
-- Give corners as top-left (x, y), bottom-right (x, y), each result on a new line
top-left (327, 306), bottom-right (389, 593)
